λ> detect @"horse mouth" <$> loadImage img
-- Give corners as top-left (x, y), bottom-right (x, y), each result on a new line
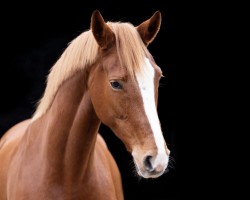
top-left (134, 162), bottom-right (167, 179)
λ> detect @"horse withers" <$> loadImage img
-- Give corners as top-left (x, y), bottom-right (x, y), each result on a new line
top-left (0, 10), bottom-right (170, 200)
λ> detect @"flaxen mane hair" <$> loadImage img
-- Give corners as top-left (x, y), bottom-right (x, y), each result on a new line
top-left (32, 22), bottom-right (150, 120)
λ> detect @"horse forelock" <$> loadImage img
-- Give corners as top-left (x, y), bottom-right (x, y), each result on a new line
top-left (107, 22), bottom-right (150, 79)
top-left (32, 21), bottom-right (149, 120)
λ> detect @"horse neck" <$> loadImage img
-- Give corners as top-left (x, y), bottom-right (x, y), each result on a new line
top-left (33, 70), bottom-right (101, 181)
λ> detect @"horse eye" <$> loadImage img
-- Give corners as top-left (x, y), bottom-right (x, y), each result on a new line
top-left (110, 81), bottom-right (122, 90)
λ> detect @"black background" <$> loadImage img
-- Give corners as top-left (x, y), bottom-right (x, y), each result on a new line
top-left (0, 1), bottom-right (179, 199)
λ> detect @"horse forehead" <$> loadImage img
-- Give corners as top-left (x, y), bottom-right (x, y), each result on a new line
top-left (103, 53), bottom-right (159, 83)
top-left (104, 55), bottom-right (126, 77)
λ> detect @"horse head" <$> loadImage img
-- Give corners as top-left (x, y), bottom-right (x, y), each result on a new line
top-left (88, 10), bottom-right (170, 179)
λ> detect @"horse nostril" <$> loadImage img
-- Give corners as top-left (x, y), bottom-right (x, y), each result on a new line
top-left (143, 155), bottom-right (154, 172)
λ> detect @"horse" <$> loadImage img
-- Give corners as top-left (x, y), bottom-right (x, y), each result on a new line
top-left (0, 10), bottom-right (170, 200)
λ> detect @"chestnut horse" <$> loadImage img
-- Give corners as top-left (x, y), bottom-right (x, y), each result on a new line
top-left (0, 10), bottom-right (170, 200)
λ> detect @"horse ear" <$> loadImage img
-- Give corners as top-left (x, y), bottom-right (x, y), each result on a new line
top-left (91, 10), bottom-right (115, 49)
top-left (137, 11), bottom-right (162, 46)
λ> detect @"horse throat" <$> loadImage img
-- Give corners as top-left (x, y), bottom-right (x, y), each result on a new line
top-left (35, 71), bottom-right (101, 182)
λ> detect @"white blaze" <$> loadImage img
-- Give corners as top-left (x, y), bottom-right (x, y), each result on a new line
top-left (135, 58), bottom-right (169, 168)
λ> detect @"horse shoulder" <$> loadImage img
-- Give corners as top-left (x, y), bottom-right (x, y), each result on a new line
top-left (95, 134), bottom-right (124, 200)
top-left (0, 119), bottom-right (31, 199)
top-left (0, 119), bottom-right (31, 150)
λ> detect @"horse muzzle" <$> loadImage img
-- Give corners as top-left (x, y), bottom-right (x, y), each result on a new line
top-left (132, 149), bottom-right (170, 178)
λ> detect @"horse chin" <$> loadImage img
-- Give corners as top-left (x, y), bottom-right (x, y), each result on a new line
top-left (138, 169), bottom-right (165, 179)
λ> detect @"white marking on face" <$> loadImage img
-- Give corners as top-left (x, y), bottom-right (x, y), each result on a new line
top-left (135, 58), bottom-right (169, 169)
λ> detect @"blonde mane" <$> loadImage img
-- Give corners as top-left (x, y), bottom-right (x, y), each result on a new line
top-left (32, 22), bottom-right (149, 120)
